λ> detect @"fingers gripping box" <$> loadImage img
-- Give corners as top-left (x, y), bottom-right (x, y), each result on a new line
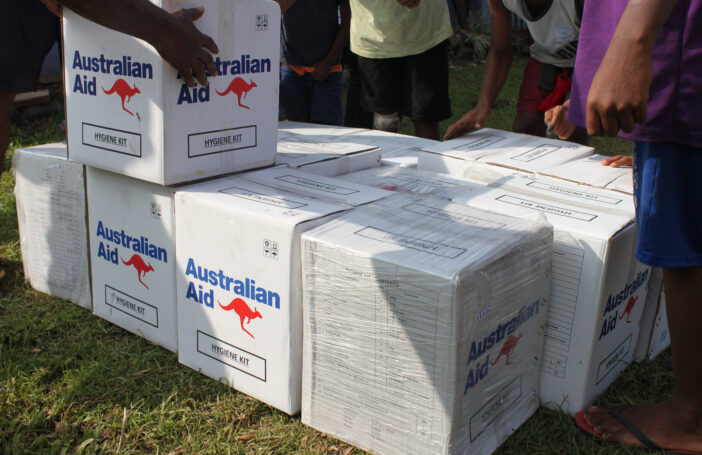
top-left (87, 167), bottom-right (178, 351)
top-left (301, 193), bottom-right (552, 455)
top-left (174, 168), bottom-right (390, 414)
top-left (63, 0), bottom-right (281, 185)
top-left (538, 155), bottom-right (634, 195)
top-left (451, 175), bottom-right (649, 414)
top-left (13, 143), bottom-right (91, 309)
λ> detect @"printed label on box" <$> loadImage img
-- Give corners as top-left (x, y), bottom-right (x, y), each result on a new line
top-left (188, 126), bottom-right (257, 158)
top-left (197, 330), bottom-right (267, 381)
top-left (355, 226), bottom-right (466, 258)
top-left (496, 194), bottom-right (598, 221)
top-left (105, 285), bottom-right (158, 327)
top-left (82, 123), bottom-right (141, 157)
top-left (596, 333), bottom-right (632, 384)
top-left (470, 376), bottom-right (522, 441)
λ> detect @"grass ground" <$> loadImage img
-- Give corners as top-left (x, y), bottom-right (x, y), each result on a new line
top-left (1, 57), bottom-right (663, 455)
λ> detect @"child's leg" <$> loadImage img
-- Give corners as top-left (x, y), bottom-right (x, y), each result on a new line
top-left (309, 71), bottom-right (343, 126)
top-left (583, 142), bottom-right (702, 453)
top-left (279, 65), bottom-right (312, 122)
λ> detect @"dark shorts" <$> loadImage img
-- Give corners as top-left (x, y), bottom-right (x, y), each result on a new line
top-left (357, 41), bottom-right (451, 122)
top-left (517, 58), bottom-right (572, 113)
top-left (0, 0), bottom-right (60, 94)
top-left (279, 65), bottom-right (343, 125)
top-left (633, 141), bottom-right (702, 268)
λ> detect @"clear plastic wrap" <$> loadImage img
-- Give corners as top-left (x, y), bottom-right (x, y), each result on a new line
top-left (301, 193), bottom-right (552, 455)
top-left (13, 143), bottom-right (91, 309)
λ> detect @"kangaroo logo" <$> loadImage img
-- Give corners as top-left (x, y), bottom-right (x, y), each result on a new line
top-left (490, 333), bottom-right (523, 366)
top-left (102, 78), bottom-right (140, 116)
top-left (216, 77), bottom-right (257, 110)
top-left (219, 298), bottom-right (262, 339)
top-left (121, 253), bottom-right (154, 289)
top-left (619, 295), bottom-right (639, 323)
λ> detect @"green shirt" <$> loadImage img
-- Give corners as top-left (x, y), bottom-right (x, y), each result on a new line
top-left (349, 0), bottom-right (453, 59)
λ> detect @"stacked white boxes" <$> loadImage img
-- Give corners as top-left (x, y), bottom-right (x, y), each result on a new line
top-left (339, 166), bottom-right (485, 200)
top-left (450, 175), bottom-right (650, 414)
top-left (13, 143), bottom-right (91, 309)
top-left (539, 154), bottom-right (634, 195)
top-left (419, 128), bottom-right (593, 182)
top-left (86, 167), bottom-right (178, 352)
top-left (301, 193), bottom-right (553, 455)
top-left (63, 0), bottom-right (281, 185)
top-left (175, 168), bottom-right (390, 414)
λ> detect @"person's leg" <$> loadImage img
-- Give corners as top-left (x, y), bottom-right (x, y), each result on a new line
top-left (512, 111), bottom-right (546, 137)
top-left (342, 47), bottom-right (373, 128)
top-left (0, 90), bottom-right (16, 172)
top-left (407, 41), bottom-right (451, 140)
top-left (357, 55), bottom-right (404, 133)
top-left (279, 64), bottom-right (312, 122)
top-left (583, 142), bottom-right (702, 453)
top-left (309, 71), bottom-right (343, 126)
top-left (514, 58), bottom-right (550, 137)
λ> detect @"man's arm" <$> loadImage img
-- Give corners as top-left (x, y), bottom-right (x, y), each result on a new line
top-left (57, 0), bottom-right (218, 88)
top-left (310, 2), bottom-right (350, 82)
top-left (444, 0), bottom-right (512, 139)
top-left (586, 0), bottom-right (677, 136)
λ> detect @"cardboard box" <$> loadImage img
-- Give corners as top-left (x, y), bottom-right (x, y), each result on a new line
top-left (538, 155), bottom-right (634, 195)
top-left (301, 193), bottom-right (552, 455)
top-left (338, 129), bottom-right (439, 168)
top-left (278, 120), bottom-right (365, 140)
top-left (86, 167), bottom-right (178, 351)
top-left (275, 149), bottom-right (381, 177)
top-left (451, 175), bottom-right (650, 414)
top-left (419, 128), bottom-right (592, 177)
top-left (175, 168), bottom-right (390, 414)
top-left (339, 166), bottom-right (485, 200)
top-left (13, 143), bottom-right (91, 309)
top-left (634, 268), bottom-right (670, 361)
top-left (63, 0), bottom-right (281, 185)
top-left (275, 130), bottom-right (381, 176)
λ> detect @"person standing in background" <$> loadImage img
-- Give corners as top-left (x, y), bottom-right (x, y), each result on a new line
top-left (279, 0), bottom-right (350, 125)
top-left (445, 0), bottom-right (587, 144)
top-left (350, 0), bottom-right (453, 140)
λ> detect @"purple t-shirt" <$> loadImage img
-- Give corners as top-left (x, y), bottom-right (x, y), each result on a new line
top-left (568, 0), bottom-right (702, 147)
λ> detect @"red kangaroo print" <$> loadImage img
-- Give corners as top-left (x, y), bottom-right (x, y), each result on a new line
top-left (619, 295), bottom-right (639, 323)
top-left (216, 77), bottom-right (257, 110)
top-left (219, 298), bottom-right (262, 339)
top-left (121, 254), bottom-right (154, 289)
top-left (490, 333), bottom-right (523, 366)
top-left (102, 78), bottom-right (140, 116)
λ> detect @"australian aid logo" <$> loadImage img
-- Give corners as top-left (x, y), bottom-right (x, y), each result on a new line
top-left (464, 300), bottom-right (540, 395)
top-left (70, 50), bottom-right (152, 115)
top-left (599, 269), bottom-right (649, 340)
top-left (176, 55), bottom-right (271, 107)
top-left (184, 257), bottom-right (280, 339)
top-left (70, 49), bottom-right (271, 112)
top-left (94, 220), bottom-right (168, 289)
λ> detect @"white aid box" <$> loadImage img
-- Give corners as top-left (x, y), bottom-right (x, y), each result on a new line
top-left (419, 128), bottom-right (592, 177)
top-left (538, 154), bottom-right (634, 195)
top-left (339, 166), bottom-right (485, 200)
top-left (63, 0), bottom-right (281, 185)
top-left (86, 167), bottom-right (178, 351)
top-left (301, 193), bottom-right (552, 455)
top-left (175, 168), bottom-right (390, 414)
top-left (338, 129), bottom-right (439, 168)
top-left (13, 143), bottom-right (91, 309)
top-left (634, 268), bottom-right (670, 361)
top-left (451, 175), bottom-right (650, 414)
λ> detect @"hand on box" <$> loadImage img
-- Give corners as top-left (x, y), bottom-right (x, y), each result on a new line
top-left (544, 100), bottom-right (576, 140)
top-left (601, 155), bottom-right (633, 167)
top-left (444, 107), bottom-right (489, 140)
top-left (154, 7), bottom-right (219, 88)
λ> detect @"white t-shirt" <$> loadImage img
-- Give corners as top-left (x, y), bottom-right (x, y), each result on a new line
top-left (349, 0), bottom-right (453, 59)
top-left (501, 0), bottom-right (580, 67)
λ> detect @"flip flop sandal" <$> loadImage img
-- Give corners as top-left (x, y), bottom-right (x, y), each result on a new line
top-left (574, 406), bottom-right (702, 455)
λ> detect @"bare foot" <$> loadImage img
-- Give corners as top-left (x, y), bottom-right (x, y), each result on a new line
top-left (583, 402), bottom-right (702, 453)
